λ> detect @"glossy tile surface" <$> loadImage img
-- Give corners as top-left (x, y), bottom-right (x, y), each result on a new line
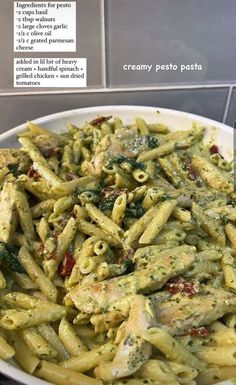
top-left (225, 88), bottom-right (236, 127)
top-left (0, 88), bottom-right (227, 132)
top-left (106, 0), bottom-right (236, 86)
top-left (0, 0), bottom-right (103, 92)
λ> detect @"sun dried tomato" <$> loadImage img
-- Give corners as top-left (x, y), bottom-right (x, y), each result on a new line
top-left (183, 160), bottom-right (197, 181)
top-left (36, 241), bottom-right (44, 258)
top-left (101, 187), bottom-right (128, 198)
top-left (118, 248), bottom-right (135, 264)
top-left (52, 229), bottom-right (59, 241)
top-left (209, 144), bottom-right (224, 159)
top-left (66, 173), bottom-right (78, 181)
top-left (51, 253), bottom-right (58, 260)
top-left (41, 147), bottom-right (57, 158)
top-left (164, 277), bottom-right (199, 296)
top-left (27, 166), bottom-right (39, 179)
top-left (57, 212), bottom-right (75, 231)
top-left (89, 116), bottom-right (112, 126)
top-left (58, 251), bottom-right (76, 277)
top-left (116, 248), bottom-right (135, 273)
top-left (209, 144), bottom-right (219, 155)
top-left (185, 327), bottom-right (209, 337)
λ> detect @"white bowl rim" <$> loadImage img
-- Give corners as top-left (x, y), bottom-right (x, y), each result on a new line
top-left (0, 105), bottom-right (233, 142)
top-left (0, 359), bottom-right (52, 385)
top-left (0, 104), bottom-right (233, 385)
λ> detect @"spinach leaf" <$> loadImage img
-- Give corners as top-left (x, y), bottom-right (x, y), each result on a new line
top-left (160, 194), bottom-right (172, 201)
top-left (146, 136), bottom-right (159, 149)
top-left (125, 203), bottom-right (145, 218)
top-left (0, 242), bottom-right (25, 274)
top-left (99, 195), bottom-right (117, 211)
top-left (7, 163), bottom-right (20, 177)
top-left (122, 259), bottom-right (134, 273)
top-left (107, 155), bottom-right (145, 170)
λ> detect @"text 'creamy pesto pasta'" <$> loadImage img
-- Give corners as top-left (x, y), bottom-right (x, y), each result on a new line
top-left (0, 115), bottom-right (235, 385)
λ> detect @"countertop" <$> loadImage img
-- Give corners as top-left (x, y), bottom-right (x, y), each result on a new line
top-left (0, 374), bottom-right (20, 385)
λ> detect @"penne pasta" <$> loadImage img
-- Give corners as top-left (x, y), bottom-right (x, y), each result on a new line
top-left (36, 360), bottom-right (103, 385)
top-left (38, 323), bottom-right (70, 361)
top-left (8, 331), bottom-right (40, 374)
top-left (86, 203), bottom-right (124, 242)
top-left (19, 326), bottom-right (58, 358)
top-left (196, 346), bottom-right (236, 366)
top-left (58, 317), bottom-right (87, 356)
top-left (0, 334), bottom-right (15, 359)
top-left (18, 246), bottom-right (58, 302)
top-left (139, 199), bottom-right (177, 244)
top-left (61, 342), bottom-right (117, 372)
top-left (144, 328), bottom-right (205, 371)
top-left (0, 304), bottom-right (66, 329)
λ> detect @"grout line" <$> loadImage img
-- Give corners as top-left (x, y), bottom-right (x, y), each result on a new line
top-left (0, 84), bottom-right (233, 97)
top-left (100, 0), bottom-right (107, 88)
top-left (222, 86), bottom-right (233, 124)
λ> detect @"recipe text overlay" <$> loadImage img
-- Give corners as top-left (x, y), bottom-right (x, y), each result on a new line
top-left (14, 1), bottom-right (76, 52)
top-left (14, 58), bottom-right (87, 87)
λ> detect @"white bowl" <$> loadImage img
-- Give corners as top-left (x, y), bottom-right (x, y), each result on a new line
top-left (0, 105), bottom-right (234, 385)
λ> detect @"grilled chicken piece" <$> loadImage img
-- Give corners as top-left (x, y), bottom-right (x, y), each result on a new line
top-left (86, 135), bottom-right (111, 177)
top-left (95, 295), bottom-right (155, 381)
top-left (68, 253), bottom-right (195, 313)
top-left (152, 287), bottom-right (236, 334)
top-left (0, 179), bottom-right (17, 243)
top-left (134, 245), bottom-right (196, 269)
top-left (32, 135), bottom-right (62, 157)
top-left (192, 155), bottom-right (233, 193)
top-left (0, 148), bottom-right (30, 173)
top-left (86, 129), bottom-right (152, 177)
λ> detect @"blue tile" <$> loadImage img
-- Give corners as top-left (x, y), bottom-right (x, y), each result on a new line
top-left (0, 87), bottom-right (227, 132)
top-left (105, 0), bottom-right (236, 86)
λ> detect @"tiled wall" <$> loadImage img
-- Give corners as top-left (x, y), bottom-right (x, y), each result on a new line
top-left (0, 0), bottom-right (235, 133)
